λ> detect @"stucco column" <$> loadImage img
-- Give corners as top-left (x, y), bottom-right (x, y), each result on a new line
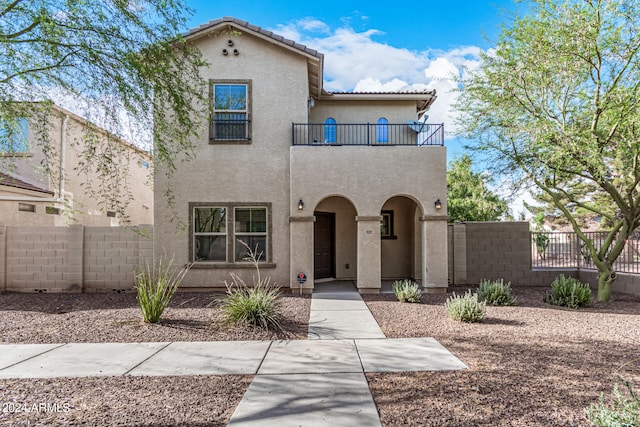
top-left (356, 215), bottom-right (382, 294)
top-left (420, 215), bottom-right (448, 293)
top-left (289, 216), bottom-right (315, 294)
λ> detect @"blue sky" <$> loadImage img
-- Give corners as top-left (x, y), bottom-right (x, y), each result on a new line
top-left (185, 0), bottom-right (524, 164)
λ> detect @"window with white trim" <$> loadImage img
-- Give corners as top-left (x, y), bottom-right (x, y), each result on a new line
top-left (234, 207), bottom-right (267, 261)
top-left (211, 81), bottom-right (251, 141)
top-left (193, 207), bottom-right (227, 261)
top-left (191, 204), bottom-right (270, 263)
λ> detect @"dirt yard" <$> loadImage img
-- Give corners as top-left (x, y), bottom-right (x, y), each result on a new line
top-left (0, 287), bottom-right (638, 426)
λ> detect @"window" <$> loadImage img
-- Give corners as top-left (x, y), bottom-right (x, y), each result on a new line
top-left (324, 118), bottom-right (336, 143)
top-left (18, 203), bottom-right (35, 212)
top-left (191, 203), bottom-right (270, 264)
top-left (0, 118), bottom-right (28, 154)
top-left (211, 80), bottom-right (251, 141)
top-left (46, 206), bottom-right (60, 215)
top-left (381, 210), bottom-right (396, 239)
top-left (376, 117), bottom-right (389, 143)
top-left (193, 207), bottom-right (227, 261)
top-left (234, 207), bottom-right (267, 261)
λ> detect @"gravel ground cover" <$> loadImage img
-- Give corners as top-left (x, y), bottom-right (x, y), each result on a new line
top-left (0, 291), bottom-right (309, 426)
top-left (364, 286), bottom-right (640, 426)
top-left (1, 286), bottom-right (638, 426)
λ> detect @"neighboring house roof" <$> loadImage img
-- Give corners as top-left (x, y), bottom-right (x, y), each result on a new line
top-left (0, 172), bottom-right (54, 195)
top-left (184, 16), bottom-right (324, 98)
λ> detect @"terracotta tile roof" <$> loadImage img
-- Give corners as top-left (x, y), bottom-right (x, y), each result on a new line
top-left (184, 16), bottom-right (323, 59)
top-left (0, 172), bottom-right (54, 195)
top-left (328, 89), bottom-right (436, 95)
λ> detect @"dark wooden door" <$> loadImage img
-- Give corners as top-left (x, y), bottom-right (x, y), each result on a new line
top-left (314, 212), bottom-right (335, 279)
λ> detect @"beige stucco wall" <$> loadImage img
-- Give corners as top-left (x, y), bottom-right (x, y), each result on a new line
top-left (290, 145), bottom-right (448, 290)
top-left (0, 107), bottom-right (153, 226)
top-left (310, 100), bottom-right (416, 124)
top-left (154, 30), bottom-right (310, 287)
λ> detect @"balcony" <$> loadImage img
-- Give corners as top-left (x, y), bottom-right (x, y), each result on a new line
top-left (291, 122), bottom-right (444, 146)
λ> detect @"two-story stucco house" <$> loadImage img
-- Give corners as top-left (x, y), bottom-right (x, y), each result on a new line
top-left (154, 17), bottom-right (448, 294)
top-left (0, 103), bottom-right (153, 226)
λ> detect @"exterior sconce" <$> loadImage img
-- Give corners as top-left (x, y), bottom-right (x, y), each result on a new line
top-left (434, 199), bottom-right (442, 210)
top-left (298, 199), bottom-right (304, 210)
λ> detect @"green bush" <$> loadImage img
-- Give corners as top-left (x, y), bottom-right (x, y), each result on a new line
top-left (392, 279), bottom-right (422, 303)
top-left (445, 290), bottom-right (486, 323)
top-left (477, 279), bottom-right (517, 306)
top-left (587, 378), bottom-right (640, 427)
top-left (222, 241), bottom-right (281, 329)
top-left (545, 274), bottom-right (592, 308)
top-left (135, 256), bottom-right (191, 323)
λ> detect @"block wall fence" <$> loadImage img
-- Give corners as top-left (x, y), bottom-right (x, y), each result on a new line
top-left (0, 225), bottom-right (152, 293)
top-left (1, 223), bottom-right (638, 297)
top-left (448, 221), bottom-right (640, 298)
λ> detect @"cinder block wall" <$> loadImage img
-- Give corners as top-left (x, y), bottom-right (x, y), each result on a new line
top-left (448, 222), bottom-right (640, 297)
top-left (83, 226), bottom-right (153, 292)
top-left (2, 225), bottom-right (152, 293)
top-left (449, 221), bottom-right (567, 286)
top-left (578, 270), bottom-right (640, 297)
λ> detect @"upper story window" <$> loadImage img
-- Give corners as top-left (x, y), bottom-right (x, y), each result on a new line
top-left (0, 118), bottom-right (29, 154)
top-left (211, 80), bottom-right (252, 142)
top-left (376, 117), bottom-right (389, 143)
top-left (324, 118), bottom-right (336, 143)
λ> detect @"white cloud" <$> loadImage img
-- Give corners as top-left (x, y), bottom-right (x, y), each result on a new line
top-left (270, 19), bottom-right (486, 138)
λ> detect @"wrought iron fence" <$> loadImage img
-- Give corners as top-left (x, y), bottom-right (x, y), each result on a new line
top-left (531, 231), bottom-right (640, 274)
top-left (291, 123), bottom-right (444, 146)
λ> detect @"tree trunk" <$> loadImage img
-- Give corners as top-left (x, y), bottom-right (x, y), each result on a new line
top-left (596, 268), bottom-right (616, 302)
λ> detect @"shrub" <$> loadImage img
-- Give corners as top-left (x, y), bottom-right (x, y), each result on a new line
top-left (445, 290), bottom-right (486, 323)
top-left (222, 241), bottom-right (281, 329)
top-left (392, 279), bottom-right (422, 303)
top-left (477, 279), bottom-right (517, 306)
top-left (545, 274), bottom-right (592, 308)
top-left (587, 378), bottom-right (640, 427)
top-left (135, 256), bottom-right (191, 323)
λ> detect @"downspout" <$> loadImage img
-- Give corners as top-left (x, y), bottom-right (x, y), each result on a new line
top-left (58, 114), bottom-right (68, 201)
top-left (0, 114), bottom-right (68, 203)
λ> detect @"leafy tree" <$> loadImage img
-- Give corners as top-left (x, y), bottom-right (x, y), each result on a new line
top-left (0, 0), bottom-right (207, 220)
top-left (456, 0), bottom-right (640, 301)
top-left (447, 154), bottom-right (510, 223)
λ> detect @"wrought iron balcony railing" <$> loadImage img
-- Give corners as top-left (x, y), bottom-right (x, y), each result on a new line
top-left (210, 118), bottom-right (251, 141)
top-left (291, 123), bottom-right (444, 146)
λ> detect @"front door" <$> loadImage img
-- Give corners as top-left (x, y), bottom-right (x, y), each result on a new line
top-left (314, 211), bottom-right (335, 279)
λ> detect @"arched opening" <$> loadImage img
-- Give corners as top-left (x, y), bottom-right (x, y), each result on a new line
top-left (380, 196), bottom-right (421, 281)
top-left (314, 196), bottom-right (357, 282)
top-left (376, 117), bottom-right (389, 143)
top-left (323, 118), bottom-right (337, 143)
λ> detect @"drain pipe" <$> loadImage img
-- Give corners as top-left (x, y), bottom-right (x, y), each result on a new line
top-left (0, 113), bottom-right (68, 203)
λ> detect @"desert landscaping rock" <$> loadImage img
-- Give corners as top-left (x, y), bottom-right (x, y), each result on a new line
top-left (1, 286), bottom-right (639, 425)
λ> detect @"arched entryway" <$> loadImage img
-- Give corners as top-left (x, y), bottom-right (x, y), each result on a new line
top-left (314, 196), bottom-right (357, 281)
top-left (380, 196), bottom-right (422, 280)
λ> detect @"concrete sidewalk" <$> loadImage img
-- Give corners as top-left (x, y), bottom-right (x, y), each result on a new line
top-left (0, 338), bottom-right (466, 379)
top-left (0, 282), bottom-right (467, 426)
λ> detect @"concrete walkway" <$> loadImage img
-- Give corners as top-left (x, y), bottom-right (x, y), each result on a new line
top-left (0, 282), bottom-right (467, 426)
top-left (227, 281), bottom-right (466, 426)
